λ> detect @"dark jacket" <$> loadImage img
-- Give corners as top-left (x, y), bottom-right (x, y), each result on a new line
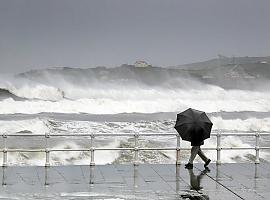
top-left (191, 127), bottom-right (204, 146)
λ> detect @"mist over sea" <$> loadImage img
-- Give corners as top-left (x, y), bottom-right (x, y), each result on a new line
top-left (1, 58), bottom-right (270, 165)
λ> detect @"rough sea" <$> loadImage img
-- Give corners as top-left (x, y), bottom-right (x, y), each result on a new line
top-left (0, 64), bottom-right (270, 165)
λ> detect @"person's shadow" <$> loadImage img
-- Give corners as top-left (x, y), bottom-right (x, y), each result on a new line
top-left (188, 168), bottom-right (210, 191)
top-left (180, 168), bottom-right (210, 200)
top-left (180, 168), bottom-right (211, 200)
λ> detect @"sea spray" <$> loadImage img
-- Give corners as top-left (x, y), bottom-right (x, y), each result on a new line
top-left (0, 88), bottom-right (270, 114)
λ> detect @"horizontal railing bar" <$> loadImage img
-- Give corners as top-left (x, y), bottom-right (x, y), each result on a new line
top-left (132, 147), bottom-right (177, 150)
top-left (1, 133), bottom-right (178, 137)
top-left (0, 148), bottom-right (175, 152)
top-left (211, 133), bottom-right (270, 136)
top-left (1, 147), bottom-right (269, 152)
top-left (2, 134), bottom-right (45, 137)
top-left (211, 130), bottom-right (270, 133)
top-left (126, 134), bottom-right (174, 137)
top-left (3, 130), bottom-right (269, 135)
top-left (2, 149), bottom-right (46, 152)
top-left (220, 147), bottom-right (256, 150)
top-left (50, 149), bottom-right (91, 152)
top-left (90, 148), bottom-right (134, 151)
top-left (2, 133), bottom-right (270, 137)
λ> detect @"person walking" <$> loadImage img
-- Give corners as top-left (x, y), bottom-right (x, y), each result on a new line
top-left (185, 127), bottom-right (211, 169)
top-left (174, 108), bottom-right (213, 169)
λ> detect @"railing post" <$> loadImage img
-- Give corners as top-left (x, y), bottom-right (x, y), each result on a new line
top-left (176, 134), bottom-right (181, 165)
top-left (45, 166), bottom-right (49, 185)
top-left (133, 165), bottom-right (139, 188)
top-left (2, 132), bottom-right (7, 167)
top-left (216, 130), bottom-right (221, 165)
top-left (90, 134), bottom-right (95, 166)
top-left (45, 132), bottom-right (50, 167)
top-left (255, 132), bottom-right (260, 164)
top-left (134, 132), bottom-right (139, 166)
top-left (89, 165), bottom-right (95, 185)
top-left (2, 166), bottom-right (6, 186)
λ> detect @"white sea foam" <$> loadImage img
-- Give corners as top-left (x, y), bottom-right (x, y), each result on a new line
top-left (212, 117), bottom-right (270, 132)
top-left (0, 86), bottom-right (270, 114)
top-left (1, 68), bottom-right (270, 115)
top-left (0, 118), bottom-right (50, 134)
top-left (0, 138), bottom-right (121, 166)
top-left (1, 117), bottom-right (270, 136)
top-left (0, 75), bottom-right (64, 101)
top-left (50, 140), bottom-right (120, 165)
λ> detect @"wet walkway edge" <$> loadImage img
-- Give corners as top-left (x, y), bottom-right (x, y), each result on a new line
top-left (0, 163), bottom-right (269, 200)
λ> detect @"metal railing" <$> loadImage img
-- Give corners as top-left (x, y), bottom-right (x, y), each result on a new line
top-left (1, 131), bottom-right (270, 167)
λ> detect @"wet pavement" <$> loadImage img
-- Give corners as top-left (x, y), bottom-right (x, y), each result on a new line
top-left (0, 163), bottom-right (269, 199)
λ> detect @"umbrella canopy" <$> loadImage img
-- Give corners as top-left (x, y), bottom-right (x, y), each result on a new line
top-left (174, 108), bottom-right (213, 143)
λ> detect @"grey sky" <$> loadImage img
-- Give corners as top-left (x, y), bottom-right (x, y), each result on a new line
top-left (0, 0), bottom-right (270, 73)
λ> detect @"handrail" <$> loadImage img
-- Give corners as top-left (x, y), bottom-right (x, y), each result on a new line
top-left (1, 131), bottom-right (270, 167)
top-left (3, 132), bottom-right (270, 137)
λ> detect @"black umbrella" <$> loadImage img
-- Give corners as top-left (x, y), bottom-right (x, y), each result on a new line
top-left (174, 108), bottom-right (213, 143)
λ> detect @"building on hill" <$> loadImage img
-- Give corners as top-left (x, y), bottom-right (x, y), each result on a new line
top-left (134, 61), bottom-right (151, 68)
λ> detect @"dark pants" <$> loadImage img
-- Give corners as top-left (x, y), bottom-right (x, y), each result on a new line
top-left (188, 146), bottom-right (209, 164)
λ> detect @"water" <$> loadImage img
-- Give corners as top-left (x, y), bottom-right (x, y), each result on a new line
top-left (0, 65), bottom-right (269, 165)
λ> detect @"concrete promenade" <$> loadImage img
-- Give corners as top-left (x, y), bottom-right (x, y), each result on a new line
top-left (0, 163), bottom-right (269, 199)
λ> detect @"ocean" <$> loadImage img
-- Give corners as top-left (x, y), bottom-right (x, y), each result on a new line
top-left (0, 65), bottom-right (270, 165)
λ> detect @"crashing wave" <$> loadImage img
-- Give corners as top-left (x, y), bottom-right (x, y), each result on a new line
top-left (0, 65), bottom-right (269, 114)
top-left (0, 88), bottom-right (25, 100)
top-left (0, 66), bottom-right (206, 101)
top-left (0, 64), bottom-right (268, 101)
top-left (0, 77), bottom-right (65, 101)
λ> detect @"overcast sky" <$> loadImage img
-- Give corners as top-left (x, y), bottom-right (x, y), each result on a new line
top-left (0, 0), bottom-right (270, 73)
